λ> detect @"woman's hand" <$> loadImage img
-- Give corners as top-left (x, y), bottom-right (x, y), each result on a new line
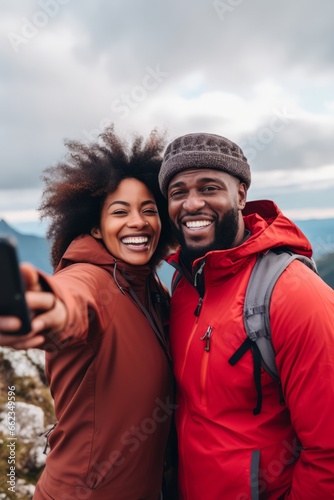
top-left (0, 263), bottom-right (67, 350)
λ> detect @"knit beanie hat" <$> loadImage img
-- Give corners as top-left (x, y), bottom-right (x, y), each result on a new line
top-left (158, 132), bottom-right (251, 197)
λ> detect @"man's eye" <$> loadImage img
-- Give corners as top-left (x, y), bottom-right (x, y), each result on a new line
top-left (170, 190), bottom-right (185, 197)
top-left (202, 186), bottom-right (218, 192)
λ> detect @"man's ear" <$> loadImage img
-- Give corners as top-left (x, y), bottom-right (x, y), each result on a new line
top-left (237, 182), bottom-right (247, 210)
top-left (91, 227), bottom-right (102, 239)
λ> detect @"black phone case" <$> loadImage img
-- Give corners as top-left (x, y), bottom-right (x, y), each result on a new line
top-left (0, 236), bottom-right (31, 335)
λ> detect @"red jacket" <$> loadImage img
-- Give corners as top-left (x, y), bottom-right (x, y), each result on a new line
top-left (168, 200), bottom-right (334, 500)
top-left (34, 235), bottom-right (173, 500)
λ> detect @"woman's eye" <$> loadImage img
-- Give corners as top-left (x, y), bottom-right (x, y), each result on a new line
top-left (112, 210), bottom-right (127, 215)
top-left (143, 208), bottom-right (158, 215)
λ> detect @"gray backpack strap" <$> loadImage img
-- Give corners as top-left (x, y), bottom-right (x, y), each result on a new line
top-left (244, 249), bottom-right (317, 381)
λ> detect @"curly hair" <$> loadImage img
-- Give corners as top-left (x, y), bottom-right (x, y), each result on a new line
top-left (39, 125), bottom-right (176, 270)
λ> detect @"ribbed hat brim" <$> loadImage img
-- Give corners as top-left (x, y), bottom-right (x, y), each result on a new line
top-left (159, 149), bottom-right (251, 197)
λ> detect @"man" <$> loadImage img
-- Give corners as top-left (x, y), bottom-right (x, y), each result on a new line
top-left (158, 133), bottom-right (334, 499)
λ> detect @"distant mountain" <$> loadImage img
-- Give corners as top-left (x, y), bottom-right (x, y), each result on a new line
top-left (0, 219), bottom-right (52, 273)
top-left (316, 252), bottom-right (334, 289)
top-left (296, 218), bottom-right (334, 259)
top-left (0, 218), bottom-right (333, 289)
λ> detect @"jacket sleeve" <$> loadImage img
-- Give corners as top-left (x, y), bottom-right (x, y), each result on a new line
top-left (271, 261), bottom-right (334, 498)
top-left (38, 263), bottom-right (117, 349)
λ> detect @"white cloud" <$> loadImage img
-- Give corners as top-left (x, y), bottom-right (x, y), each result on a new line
top-left (252, 165), bottom-right (334, 192)
top-left (283, 208), bottom-right (334, 220)
top-left (0, 209), bottom-right (40, 223)
top-left (1, 0), bottom-right (334, 221)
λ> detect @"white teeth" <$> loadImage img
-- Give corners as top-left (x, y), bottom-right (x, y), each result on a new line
top-left (122, 237), bottom-right (148, 244)
top-left (186, 220), bottom-right (211, 228)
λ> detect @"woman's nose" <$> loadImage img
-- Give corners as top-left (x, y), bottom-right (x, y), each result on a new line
top-left (127, 213), bottom-right (148, 228)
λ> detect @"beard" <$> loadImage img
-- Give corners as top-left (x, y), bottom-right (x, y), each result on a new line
top-left (171, 206), bottom-right (240, 270)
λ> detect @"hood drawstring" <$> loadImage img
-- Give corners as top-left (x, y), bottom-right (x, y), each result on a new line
top-left (113, 259), bottom-right (126, 295)
top-left (111, 260), bottom-right (171, 361)
top-left (39, 423), bottom-right (57, 454)
top-left (128, 286), bottom-right (171, 362)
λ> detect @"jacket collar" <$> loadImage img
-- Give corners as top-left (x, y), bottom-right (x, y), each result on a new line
top-left (167, 199), bottom-right (313, 281)
top-left (55, 234), bottom-right (152, 292)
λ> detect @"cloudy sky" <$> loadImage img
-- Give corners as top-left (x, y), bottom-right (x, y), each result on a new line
top-left (1, 0), bottom-right (334, 235)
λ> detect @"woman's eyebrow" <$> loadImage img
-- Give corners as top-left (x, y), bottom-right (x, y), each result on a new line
top-left (108, 200), bottom-right (156, 208)
top-left (141, 200), bottom-right (157, 206)
top-left (109, 201), bottom-right (130, 207)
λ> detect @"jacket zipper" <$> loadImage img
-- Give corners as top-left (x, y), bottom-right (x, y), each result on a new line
top-left (200, 325), bottom-right (212, 352)
top-left (179, 260), bottom-right (208, 494)
top-left (194, 297), bottom-right (203, 316)
top-left (199, 326), bottom-right (213, 406)
top-left (193, 261), bottom-right (205, 316)
top-left (179, 261), bottom-right (206, 380)
top-left (194, 261), bottom-right (205, 287)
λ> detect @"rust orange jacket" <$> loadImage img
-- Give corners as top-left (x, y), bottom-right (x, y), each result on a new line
top-left (34, 235), bottom-right (173, 500)
top-left (168, 200), bottom-right (334, 500)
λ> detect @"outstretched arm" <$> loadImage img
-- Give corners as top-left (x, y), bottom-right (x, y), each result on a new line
top-left (0, 263), bottom-right (67, 350)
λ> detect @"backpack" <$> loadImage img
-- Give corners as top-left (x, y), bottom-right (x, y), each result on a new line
top-left (171, 248), bottom-right (318, 414)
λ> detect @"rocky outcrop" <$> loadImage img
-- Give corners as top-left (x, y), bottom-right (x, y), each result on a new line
top-left (0, 347), bottom-right (55, 499)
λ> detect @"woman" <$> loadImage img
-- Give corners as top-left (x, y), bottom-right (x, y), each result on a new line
top-left (0, 126), bottom-right (176, 499)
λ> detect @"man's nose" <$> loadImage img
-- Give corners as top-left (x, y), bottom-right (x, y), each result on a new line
top-left (182, 191), bottom-right (206, 212)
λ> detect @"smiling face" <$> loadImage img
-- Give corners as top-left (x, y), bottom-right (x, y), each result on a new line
top-left (167, 168), bottom-right (247, 266)
top-left (92, 178), bottom-right (161, 266)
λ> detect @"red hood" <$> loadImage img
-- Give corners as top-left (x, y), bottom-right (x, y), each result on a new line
top-left (167, 199), bottom-right (313, 279)
top-left (54, 234), bottom-right (152, 290)
top-left (55, 235), bottom-right (115, 272)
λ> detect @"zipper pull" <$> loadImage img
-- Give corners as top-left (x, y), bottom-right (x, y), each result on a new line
top-left (194, 261), bottom-right (205, 287)
top-left (200, 326), bottom-right (213, 352)
top-left (194, 297), bottom-right (203, 316)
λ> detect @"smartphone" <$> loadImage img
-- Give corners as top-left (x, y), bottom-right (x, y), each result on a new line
top-left (0, 236), bottom-right (32, 335)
